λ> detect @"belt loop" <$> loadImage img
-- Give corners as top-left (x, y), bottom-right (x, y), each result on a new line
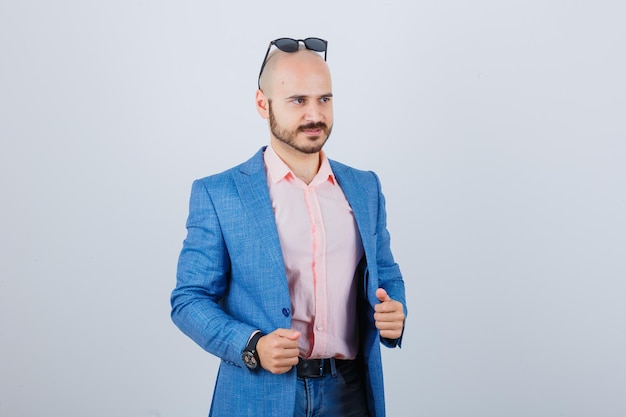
top-left (330, 358), bottom-right (337, 377)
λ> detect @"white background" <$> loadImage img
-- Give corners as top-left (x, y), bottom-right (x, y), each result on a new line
top-left (1, 1), bottom-right (625, 416)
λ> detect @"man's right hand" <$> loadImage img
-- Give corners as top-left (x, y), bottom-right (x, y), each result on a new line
top-left (256, 328), bottom-right (301, 374)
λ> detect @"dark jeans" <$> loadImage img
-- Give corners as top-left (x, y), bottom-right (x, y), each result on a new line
top-left (294, 359), bottom-right (370, 417)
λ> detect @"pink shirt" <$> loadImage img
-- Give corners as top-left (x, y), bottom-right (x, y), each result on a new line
top-left (264, 145), bottom-right (364, 359)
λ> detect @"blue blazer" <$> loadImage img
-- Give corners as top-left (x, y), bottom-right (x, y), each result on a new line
top-left (171, 147), bottom-right (406, 417)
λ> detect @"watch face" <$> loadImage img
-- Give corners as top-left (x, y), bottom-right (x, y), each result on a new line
top-left (242, 351), bottom-right (258, 369)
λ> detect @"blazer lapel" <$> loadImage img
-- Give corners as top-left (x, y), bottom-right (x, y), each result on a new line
top-left (330, 161), bottom-right (374, 255)
top-left (233, 147), bottom-right (286, 272)
top-left (331, 160), bottom-right (379, 306)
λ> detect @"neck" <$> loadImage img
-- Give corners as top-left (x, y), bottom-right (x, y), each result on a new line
top-left (270, 140), bottom-right (321, 185)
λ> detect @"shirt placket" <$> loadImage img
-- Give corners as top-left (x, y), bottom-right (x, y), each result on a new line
top-left (304, 185), bottom-right (328, 357)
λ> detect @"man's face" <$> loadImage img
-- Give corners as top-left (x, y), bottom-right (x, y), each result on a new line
top-left (261, 51), bottom-right (334, 155)
top-left (268, 98), bottom-right (333, 155)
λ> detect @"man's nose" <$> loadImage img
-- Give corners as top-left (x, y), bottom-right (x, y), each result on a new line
top-left (304, 102), bottom-right (323, 122)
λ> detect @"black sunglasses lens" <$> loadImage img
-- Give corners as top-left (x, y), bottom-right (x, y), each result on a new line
top-left (273, 38), bottom-right (300, 53)
top-left (304, 38), bottom-right (327, 52)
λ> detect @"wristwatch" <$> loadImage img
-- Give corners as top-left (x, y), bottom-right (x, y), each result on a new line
top-left (242, 331), bottom-right (264, 370)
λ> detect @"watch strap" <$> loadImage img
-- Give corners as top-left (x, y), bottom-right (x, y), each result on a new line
top-left (246, 331), bottom-right (264, 352)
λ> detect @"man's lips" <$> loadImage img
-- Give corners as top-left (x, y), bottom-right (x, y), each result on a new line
top-left (301, 128), bottom-right (323, 135)
top-left (299, 123), bottom-right (327, 136)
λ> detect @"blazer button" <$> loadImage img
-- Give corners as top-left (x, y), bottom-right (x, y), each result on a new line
top-left (282, 308), bottom-right (290, 317)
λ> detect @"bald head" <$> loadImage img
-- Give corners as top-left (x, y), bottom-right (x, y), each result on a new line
top-left (254, 45), bottom-right (334, 163)
top-left (258, 48), bottom-right (331, 96)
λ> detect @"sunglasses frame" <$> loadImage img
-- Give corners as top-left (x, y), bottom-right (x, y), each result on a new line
top-left (257, 37), bottom-right (328, 89)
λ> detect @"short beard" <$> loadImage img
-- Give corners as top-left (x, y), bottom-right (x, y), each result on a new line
top-left (268, 100), bottom-right (332, 155)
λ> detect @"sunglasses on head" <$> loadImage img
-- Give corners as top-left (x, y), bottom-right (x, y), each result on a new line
top-left (258, 37), bottom-right (328, 89)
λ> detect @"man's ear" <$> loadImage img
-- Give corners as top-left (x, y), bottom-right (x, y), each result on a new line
top-left (255, 89), bottom-right (269, 119)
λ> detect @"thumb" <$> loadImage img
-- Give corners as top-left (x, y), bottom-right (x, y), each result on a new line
top-left (275, 328), bottom-right (301, 340)
top-left (285, 330), bottom-right (302, 341)
top-left (376, 288), bottom-right (391, 303)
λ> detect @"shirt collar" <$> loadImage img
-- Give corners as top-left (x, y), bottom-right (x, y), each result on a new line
top-left (264, 144), bottom-right (336, 186)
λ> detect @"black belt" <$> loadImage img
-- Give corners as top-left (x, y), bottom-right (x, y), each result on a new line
top-left (296, 357), bottom-right (352, 378)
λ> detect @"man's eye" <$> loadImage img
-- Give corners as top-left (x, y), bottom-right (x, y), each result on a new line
top-left (320, 97), bottom-right (331, 103)
top-left (292, 98), bottom-right (305, 104)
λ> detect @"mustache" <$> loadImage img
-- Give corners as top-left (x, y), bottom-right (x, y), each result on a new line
top-left (298, 122), bottom-right (328, 131)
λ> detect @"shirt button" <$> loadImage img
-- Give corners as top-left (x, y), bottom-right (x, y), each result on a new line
top-left (282, 308), bottom-right (290, 317)
top-left (317, 326), bottom-right (323, 331)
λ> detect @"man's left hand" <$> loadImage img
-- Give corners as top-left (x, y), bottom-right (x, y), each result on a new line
top-left (374, 288), bottom-right (405, 340)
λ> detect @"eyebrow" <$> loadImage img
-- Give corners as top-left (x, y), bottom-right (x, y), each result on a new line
top-left (285, 93), bottom-right (333, 100)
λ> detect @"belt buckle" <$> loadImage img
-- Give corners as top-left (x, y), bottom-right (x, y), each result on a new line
top-left (316, 359), bottom-right (325, 377)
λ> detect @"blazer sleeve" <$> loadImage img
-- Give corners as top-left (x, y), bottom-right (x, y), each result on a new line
top-left (170, 179), bottom-right (256, 366)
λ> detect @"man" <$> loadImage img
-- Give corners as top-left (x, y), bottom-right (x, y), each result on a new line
top-left (171, 37), bottom-right (407, 417)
